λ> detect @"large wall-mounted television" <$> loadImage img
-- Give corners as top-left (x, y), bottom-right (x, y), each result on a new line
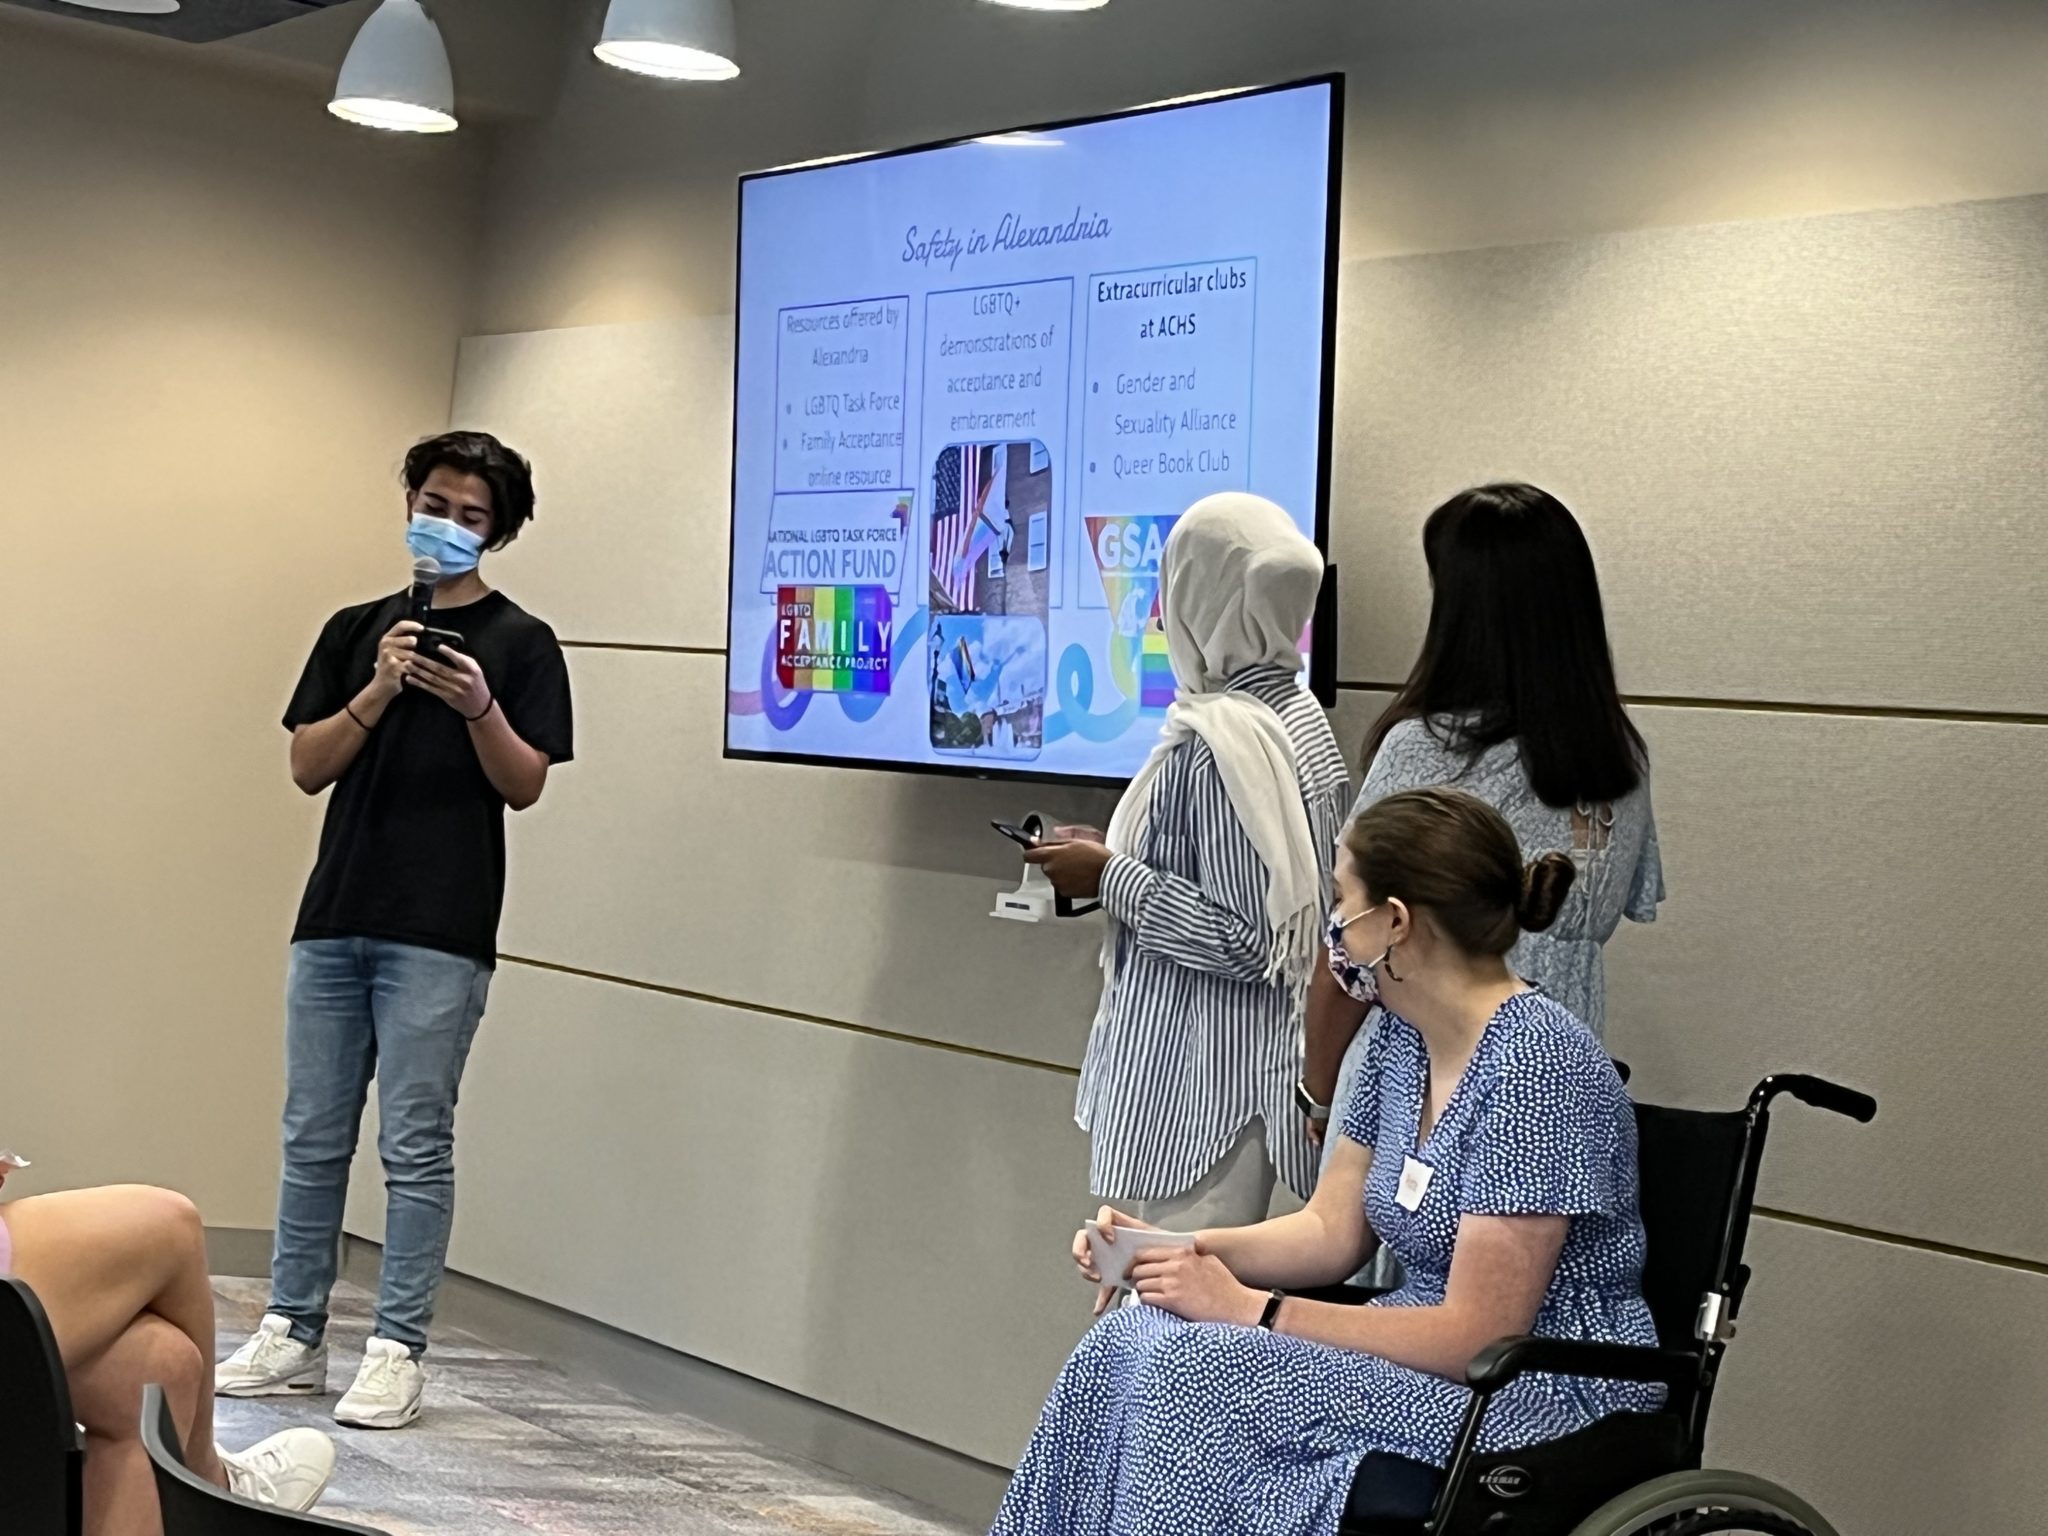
top-left (724, 75), bottom-right (1343, 787)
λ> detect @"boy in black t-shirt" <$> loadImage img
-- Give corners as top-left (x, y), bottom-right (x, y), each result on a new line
top-left (217, 432), bottom-right (573, 1430)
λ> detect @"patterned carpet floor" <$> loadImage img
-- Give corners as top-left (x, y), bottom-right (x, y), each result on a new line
top-left (211, 1278), bottom-right (978, 1536)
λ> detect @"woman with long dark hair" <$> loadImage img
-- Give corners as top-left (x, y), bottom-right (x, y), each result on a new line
top-left (1298, 484), bottom-right (1663, 1144)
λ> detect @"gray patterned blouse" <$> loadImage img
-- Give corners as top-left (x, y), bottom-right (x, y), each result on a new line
top-left (1351, 716), bottom-right (1665, 1039)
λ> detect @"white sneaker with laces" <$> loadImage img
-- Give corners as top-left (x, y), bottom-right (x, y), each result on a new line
top-left (334, 1336), bottom-right (425, 1429)
top-left (215, 1314), bottom-right (328, 1398)
top-left (220, 1428), bottom-right (337, 1512)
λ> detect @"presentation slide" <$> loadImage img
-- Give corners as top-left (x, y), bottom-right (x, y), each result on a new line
top-left (724, 78), bottom-right (1338, 783)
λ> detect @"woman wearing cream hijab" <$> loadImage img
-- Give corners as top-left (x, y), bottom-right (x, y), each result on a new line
top-left (1029, 493), bottom-right (1351, 1228)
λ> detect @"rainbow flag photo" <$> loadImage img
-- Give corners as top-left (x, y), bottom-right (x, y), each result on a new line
top-left (1139, 626), bottom-right (1175, 709)
top-left (776, 586), bottom-right (893, 694)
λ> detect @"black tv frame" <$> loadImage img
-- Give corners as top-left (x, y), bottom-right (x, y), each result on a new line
top-left (722, 72), bottom-right (1346, 790)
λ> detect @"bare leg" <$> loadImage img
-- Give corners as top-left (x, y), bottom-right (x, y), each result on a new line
top-left (68, 1314), bottom-right (216, 1536)
top-left (81, 1436), bottom-right (158, 1536)
top-left (5, 1186), bottom-right (225, 1480)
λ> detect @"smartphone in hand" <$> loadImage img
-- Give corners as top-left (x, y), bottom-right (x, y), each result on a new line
top-left (418, 628), bottom-right (465, 666)
top-left (991, 820), bottom-right (1042, 850)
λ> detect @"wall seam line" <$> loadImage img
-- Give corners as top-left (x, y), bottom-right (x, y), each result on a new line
top-left (552, 651), bottom-right (2048, 727)
top-left (1752, 1205), bottom-right (2048, 1278)
top-left (561, 642), bottom-right (726, 656)
top-left (1336, 682), bottom-right (2048, 728)
top-left (501, 957), bottom-right (2048, 1274)
top-left (499, 953), bottom-right (1082, 1078)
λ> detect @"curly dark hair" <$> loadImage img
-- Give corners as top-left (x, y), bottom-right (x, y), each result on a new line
top-left (402, 431), bottom-right (536, 552)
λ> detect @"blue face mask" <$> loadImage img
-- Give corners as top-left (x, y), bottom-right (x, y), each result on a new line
top-left (407, 514), bottom-right (485, 575)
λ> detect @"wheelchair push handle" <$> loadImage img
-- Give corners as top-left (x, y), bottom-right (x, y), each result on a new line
top-left (1761, 1073), bottom-right (1877, 1122)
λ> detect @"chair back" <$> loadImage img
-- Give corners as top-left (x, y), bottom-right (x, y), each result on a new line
top-left (1631, 1103), bottom-right (1752, 1352)
top-left (0, 1276), bottom-right (84, 1536)
top-left (142, 1385), bottom-right (391, 1536)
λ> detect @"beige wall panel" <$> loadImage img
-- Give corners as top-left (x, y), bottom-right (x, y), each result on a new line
top-left (352, 962), bottom-right (1090, 1467)
top-left (456, 194), bottom-right (2048, 715)
top-left (1712, 1219), bottom-right (2048, 1536)
top-left (498, 649), bottom-right (1118, 1067)
top-left (1330, 194), bottom-right (2048, 712)
top-left (471, 0), bottom-right (2048, 334)
top-left (451, 320), bottom-right (734, 652)
top-left (1609, 705), bottom-right (2048, 1261)
top-left (1334, 693), bottom-right (2048, 1263)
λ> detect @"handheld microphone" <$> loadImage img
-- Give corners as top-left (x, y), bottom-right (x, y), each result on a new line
top-left (409, 554), bottom-right (441, 628)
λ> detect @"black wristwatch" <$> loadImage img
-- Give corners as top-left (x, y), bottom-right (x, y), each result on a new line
top-left (1294, 1080), bottom-right (1331, 1123)
top-left (1257, 1288), bottom-right (1287, 1330)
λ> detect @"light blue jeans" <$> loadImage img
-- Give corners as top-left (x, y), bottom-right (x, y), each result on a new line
top-left (270, 938), bottom-right (491, 1355)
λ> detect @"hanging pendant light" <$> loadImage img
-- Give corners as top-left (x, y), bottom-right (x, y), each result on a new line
top-left (329, 0), bottom-right (458, 135)
top-left (980, 0), bottom-right (1109, 11)
top-left (595, 0), bottom-right (741, 81)
top-left (54, 1), bottom-right (181, 13)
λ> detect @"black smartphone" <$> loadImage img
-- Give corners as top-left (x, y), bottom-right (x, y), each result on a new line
top-left (991, 820), bottom-right (1041, 850)
top-left (418, 627), bottom-right (465, 665)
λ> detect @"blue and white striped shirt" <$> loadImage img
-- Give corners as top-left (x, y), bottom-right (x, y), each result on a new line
top-left (1075, 665), bottom-right (1353, 1202)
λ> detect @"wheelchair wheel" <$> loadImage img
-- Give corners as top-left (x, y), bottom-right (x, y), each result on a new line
top-left (1565, 1469), bottom-right (1841, 1536)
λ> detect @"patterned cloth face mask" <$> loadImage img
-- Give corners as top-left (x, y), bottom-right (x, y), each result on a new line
top-left (1327, 906), bottom-right (1394, 1006)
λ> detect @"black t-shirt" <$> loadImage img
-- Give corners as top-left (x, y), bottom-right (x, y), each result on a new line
top-left (284, 589), bottom-right (574, 964)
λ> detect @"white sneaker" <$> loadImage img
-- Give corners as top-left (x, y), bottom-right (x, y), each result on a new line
top-left (216, 1314), bottom-right (328, 1398)
top-left (334, 1337), bottom-right (425, 1429)
top-left (220, 1428), bottom-right (337, 1512)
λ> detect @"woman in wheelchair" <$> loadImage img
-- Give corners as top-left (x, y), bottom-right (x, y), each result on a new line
top-left (993, 787), bottom-right (1662, 1536)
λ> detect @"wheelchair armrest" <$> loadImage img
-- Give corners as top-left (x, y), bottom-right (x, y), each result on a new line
top-left (1465, 1336), bottom-right (1699, 1393)
top-left (1757, 1073), bottom-right (1877, 1123)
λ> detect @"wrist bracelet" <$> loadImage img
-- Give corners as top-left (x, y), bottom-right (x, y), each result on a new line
top-left (1257, 1289), bottom-right (1287, 1331)
top-left (1294, 1080), bottom-right (1333, 1122)
top-left (462, 694), bottom-right (496, 724)
top-left (344, 704), bottom-right (372, 732)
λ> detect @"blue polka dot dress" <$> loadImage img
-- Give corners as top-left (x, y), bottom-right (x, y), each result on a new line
top-left (991, 992), bottom-right (1661, 1536)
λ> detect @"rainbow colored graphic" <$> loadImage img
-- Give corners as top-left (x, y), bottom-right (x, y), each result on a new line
top-left (1086, 513), bottom-right (1181, 709)
top-left (776, 586), bottom-right (893, 694)
top-left (1139, 626), bottom-right (1175, 709)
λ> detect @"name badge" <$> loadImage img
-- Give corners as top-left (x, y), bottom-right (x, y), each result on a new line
top-left (1396, 1156), bottom-right (1435, 1212)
